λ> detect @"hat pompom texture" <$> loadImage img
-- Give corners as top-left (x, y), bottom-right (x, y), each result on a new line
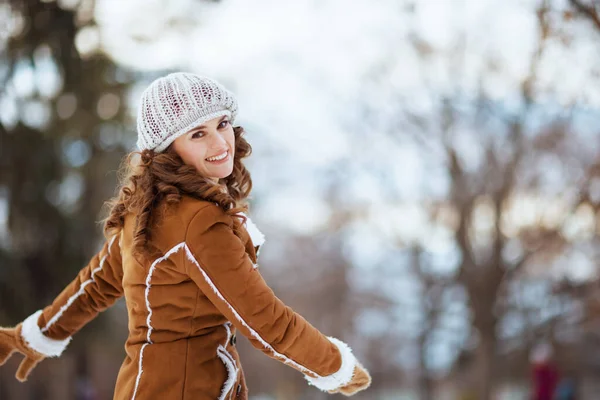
top-left (136, 72), bottom-right (238, 153)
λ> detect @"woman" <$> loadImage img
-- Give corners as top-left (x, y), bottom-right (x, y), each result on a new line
top-left (0, 72), bottom-right (371, 399)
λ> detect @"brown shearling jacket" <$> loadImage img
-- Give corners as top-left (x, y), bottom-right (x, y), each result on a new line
top-left (18, 195), bottom-right (359, 399)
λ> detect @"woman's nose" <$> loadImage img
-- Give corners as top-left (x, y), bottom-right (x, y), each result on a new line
top-left (208, 131), bottom-right (227, 148)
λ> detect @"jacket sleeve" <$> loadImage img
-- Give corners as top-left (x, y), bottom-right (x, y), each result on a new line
top-left (19, 232), bottom-right (124, 358)
top-left (182, 205), bottom-right (358, 393)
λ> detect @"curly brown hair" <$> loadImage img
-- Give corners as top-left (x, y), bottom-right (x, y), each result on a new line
top-left (100, 126), bottom-right (252, 262)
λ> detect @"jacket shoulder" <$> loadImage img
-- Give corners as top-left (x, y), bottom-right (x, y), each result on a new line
top-left (183, 198), bottom-right (234, 237)
top-left (152, 196), bottom-right (229, 249)
top-left (177, 196), bottom-right (235, 233)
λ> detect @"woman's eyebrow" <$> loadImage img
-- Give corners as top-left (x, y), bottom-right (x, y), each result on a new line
top-left (192, 115), bottom-right (228, 132)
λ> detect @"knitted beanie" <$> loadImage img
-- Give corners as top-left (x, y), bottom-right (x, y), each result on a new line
top-left (136, 72), bottom-right (238, 153)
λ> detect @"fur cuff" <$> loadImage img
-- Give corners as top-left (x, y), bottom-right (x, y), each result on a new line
top-left (304, 337), bottom-right (358, 392)
top-left (21, 310), bottom-right (72, 357)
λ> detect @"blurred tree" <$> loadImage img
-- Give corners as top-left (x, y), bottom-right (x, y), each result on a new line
top-left (569, 0), bottom-right (600, 30)
top-left (357, 1), bottom-right (600, 399)
top-left (409, 246), bottom-right (452, 400)
top-left (0, 0), bottom-right (132, 397)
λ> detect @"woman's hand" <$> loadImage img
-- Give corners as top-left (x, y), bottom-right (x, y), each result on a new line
top-left (0, 323), bottom-right (45, 382)
top-left (327, 362), bottom-right (372, 396)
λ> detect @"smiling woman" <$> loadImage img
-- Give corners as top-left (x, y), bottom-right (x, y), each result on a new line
top-left (0, 72), bottom-right (371, 400)
top-left (172, 115), bottom-right (236, 183)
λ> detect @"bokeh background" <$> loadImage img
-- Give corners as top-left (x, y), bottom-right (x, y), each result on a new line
top-left (1, 0), bottom-right (600, 399)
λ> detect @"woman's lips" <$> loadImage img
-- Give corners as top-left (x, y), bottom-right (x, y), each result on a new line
top-left (205, 150), bottom-right (230, 165)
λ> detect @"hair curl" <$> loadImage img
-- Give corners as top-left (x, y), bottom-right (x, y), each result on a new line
top-left (100, 126), bottom-right (252, 263)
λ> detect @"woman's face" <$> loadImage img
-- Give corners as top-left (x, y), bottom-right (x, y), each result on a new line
top-left (172, 115), bottom-right (235, 182)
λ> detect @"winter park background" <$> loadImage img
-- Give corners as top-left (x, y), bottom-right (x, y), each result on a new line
top-left (1, 0), bottom-right (600, 399)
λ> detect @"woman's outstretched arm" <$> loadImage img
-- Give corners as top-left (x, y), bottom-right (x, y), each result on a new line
top-left (1, 232), bottom-right (124, 381)
top-left (21, 232), bottom-right (123, 357)
top-left (182, 204), bottom-right (371, 395)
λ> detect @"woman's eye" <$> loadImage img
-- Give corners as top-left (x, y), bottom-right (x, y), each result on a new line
top-left (192, 132), bottom-right (204, 139)
top-left (219, 120), bottom-right (230, 128)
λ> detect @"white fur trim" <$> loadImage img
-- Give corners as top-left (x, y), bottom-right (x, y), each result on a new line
top-left (304, 337), bottom-right (358, 392)
top-left (217, 322), bottom-right (239, 400)
top-left (183, 244), bottom-right (326, 378)
top-left (217, 349), bottom-right (238, 399)
top-left (241, 214), bottom-right (265, 247)
top-left (131, 242), bottom-right (186, 400)
top-left (131, 342), bottom-right (149, 400)
top-left (42, 234), bottom-right (119, 333)
top-left (21, 310), bottom-right (71, 357)
top-left (143, 242), bottom-right (184, 344)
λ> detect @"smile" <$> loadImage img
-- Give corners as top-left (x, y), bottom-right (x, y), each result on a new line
top-left (205, 150), bottom-right (229, 163)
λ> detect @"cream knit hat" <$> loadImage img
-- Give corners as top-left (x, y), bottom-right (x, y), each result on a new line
top-left (136, 72), bottom-right (238, 153)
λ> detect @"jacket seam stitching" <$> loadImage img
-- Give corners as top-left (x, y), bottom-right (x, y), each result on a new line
top-left (181, 334), bottom-right (191, 399)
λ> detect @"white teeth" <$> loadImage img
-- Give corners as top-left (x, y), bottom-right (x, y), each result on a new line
top-left (206, 151), bottom-right (228, 162)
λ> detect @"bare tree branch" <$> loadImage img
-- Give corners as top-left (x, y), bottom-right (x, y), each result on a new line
top-left (570, 0), bottom-right (600, 30)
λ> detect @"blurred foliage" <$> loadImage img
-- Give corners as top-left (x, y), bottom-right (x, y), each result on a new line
top-left (0, 0), bottom-right (132, 320)
top-left (0, 0), bottom-right (132, 397)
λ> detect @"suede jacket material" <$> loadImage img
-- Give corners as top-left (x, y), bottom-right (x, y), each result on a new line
top-left (19, 195), bottom-right (358, 399)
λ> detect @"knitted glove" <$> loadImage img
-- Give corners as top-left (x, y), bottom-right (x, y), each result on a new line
top-left (327, 362), bottom-right (371, 396)
top-left (0, 323), bottom-right (45, 382)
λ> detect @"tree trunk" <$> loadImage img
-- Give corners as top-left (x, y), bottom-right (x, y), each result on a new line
top-left (474, 329), bottom-right (496, 400)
